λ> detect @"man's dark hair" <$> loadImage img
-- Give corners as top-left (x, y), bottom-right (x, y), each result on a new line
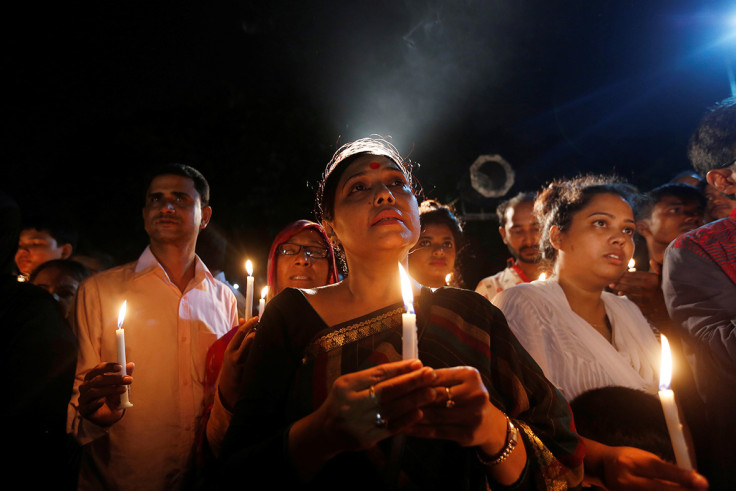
top-left (21, 215), bottom-right (78, 250)
top-left (635, 183), bottom-right (706, 221)
top-left (29, 259), bottom-right (91, 284)
top-left (571, 387), bottom-right (675, 462)
top-left (496, 192), bottom-right (536, 227)
top-left (145, 164), bottom-right (210, 206)
top-left (688, 97), bottom-right (736, 176)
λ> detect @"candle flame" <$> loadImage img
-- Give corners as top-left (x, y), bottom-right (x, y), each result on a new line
top-left (445, 273), bottom-right (451, 285)
top-left (261, 285), bottom-right (269, 299)
top-left (660, 334), bottom-right (673, 390)
top-left (538, 272), bottom-right (547, 281)
top-left (628, 258), bottom-right (636, 271)
top-left (398, 263), bottom-right (415, 315)
top-left (117, 300), bottom-right (127, 329)
top-left (245, 259), bottom-right (253, 276)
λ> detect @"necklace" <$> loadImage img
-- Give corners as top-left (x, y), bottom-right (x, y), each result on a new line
top-left (589, 315), bottom-right (612, 342)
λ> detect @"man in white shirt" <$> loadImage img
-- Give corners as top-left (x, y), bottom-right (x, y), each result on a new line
top-left (69, 164), bottom-right (238, 490)
top-left (476, 193), bottom-right (542, 301)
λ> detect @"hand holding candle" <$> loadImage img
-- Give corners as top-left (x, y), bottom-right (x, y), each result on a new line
top-left (399, 263), bottom-right (418, 360)
top-left (116, 301), bottom-right (134, 409)
top-left (658, 335), bottom-right (692, 470)
top-left (244, 260), bottom-right (254, 319)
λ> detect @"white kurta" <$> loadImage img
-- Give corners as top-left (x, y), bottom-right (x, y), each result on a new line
top-left (493, 278), bottom-right (660, 401)
top-left (69, 247), bottom-right (238, 490)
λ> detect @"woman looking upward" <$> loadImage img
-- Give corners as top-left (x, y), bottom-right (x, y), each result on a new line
top-left (216, 138), bottom-right (583, 489)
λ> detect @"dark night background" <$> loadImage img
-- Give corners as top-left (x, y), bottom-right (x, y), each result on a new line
top-left (5, 1), bottom-right (735, 288)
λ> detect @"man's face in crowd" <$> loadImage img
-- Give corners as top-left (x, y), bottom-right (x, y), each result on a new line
top-left (500, 200), bottom-right (541, 264)
top-left (143, 174), bottom-right (211, 247)
top-left (640, 195), bottom-right (704, 246)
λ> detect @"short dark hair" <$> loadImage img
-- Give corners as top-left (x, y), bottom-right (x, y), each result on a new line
top-left (315, 137), bottom-right (419, 222)
top-left (635, 183), bottom-right (706, 221)
top-left (688, 97), bottom-right (736, 176)
top-left (571, 387), bottom-right (675, 462)
top-left (29, 259), bottom-right (91, 284)
top-left (535, 175), bottom-right (636, 263)
top-left (145, 164), bottom-right (210, 206)
top-left (21, 215), bottom-right (78, 250)
top-left (496, 192), bottom-right (536, 227)
top-left (418, 200), bottom-right (464, 248)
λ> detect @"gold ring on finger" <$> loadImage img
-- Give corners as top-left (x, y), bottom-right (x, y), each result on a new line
top-left (445, 386), bottom-right (455, 408)
top-left (368, 385), bottom-right (378, 405)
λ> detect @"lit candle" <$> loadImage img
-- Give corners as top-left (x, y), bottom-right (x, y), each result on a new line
top-left (116, 301), bottom-right (133, 409)
top-left (445, 273), bottom-right (452, 286)
top-left (658, 335), bottom-right (692, 470)
top-left (259, 285), bottom-right (268, 316)
top-left (244, 260), bottom-right (254, 319)
top-left (628, 258), bottom-right (636, 272)
top-left (398, 263), bottom-right (418, 360)
top-left (538, 272), bottom-right (547, 281)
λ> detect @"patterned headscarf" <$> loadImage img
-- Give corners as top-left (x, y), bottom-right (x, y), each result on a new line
top-left (266, 220), bottom-right (338, 300)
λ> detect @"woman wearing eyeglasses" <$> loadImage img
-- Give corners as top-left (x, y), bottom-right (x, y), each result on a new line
top-left (265, 220), bottom-right (339, 301)
top-left (200, 221), bottom-right (339, 459)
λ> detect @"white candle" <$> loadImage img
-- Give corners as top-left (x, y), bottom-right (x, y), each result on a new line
top-left (658, 335), bottom-right (692, 470)
top-left (399, 263), bottom-right (418, 360)
top-left (116, 301), bottom-right (133, 409)
top-left (259, 285), bottom-right (268, 316)
top-left (445, 273), bottom-right (452, 286)
top-left (538, 272), bottom-right (547, 281)
top-left (244, 260), bottom-right (254, 319)
top-left (628, 258), bottom-right (636, 272)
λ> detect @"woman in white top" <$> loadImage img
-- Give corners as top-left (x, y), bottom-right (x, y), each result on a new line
top-left (493, 176), bottom-right (660, 401)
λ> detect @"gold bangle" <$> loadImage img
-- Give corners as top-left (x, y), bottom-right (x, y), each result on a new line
top-left (476, 415), bottom-right (519, 466)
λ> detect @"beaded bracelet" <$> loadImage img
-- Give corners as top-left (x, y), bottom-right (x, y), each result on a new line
top-left (477, 415), bottom-right (519, 466)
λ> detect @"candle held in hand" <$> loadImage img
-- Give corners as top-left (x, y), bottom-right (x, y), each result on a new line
top-left (116, 301), bottom-right (133, 409)
top-left (658, 335), bottom-right (692, 470)
top-left (628, 258), bottom-right (636, 272)
top-left (399, 263), bottom-right (418, 360)
top-left (244, 260), bottom-right (254, 319)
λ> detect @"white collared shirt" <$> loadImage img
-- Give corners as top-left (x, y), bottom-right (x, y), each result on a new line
top-left (69, 246), bottom-right (237, 490)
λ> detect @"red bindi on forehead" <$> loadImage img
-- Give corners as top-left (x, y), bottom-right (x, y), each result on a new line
top-left (369, 162), bottom-right (380, 169)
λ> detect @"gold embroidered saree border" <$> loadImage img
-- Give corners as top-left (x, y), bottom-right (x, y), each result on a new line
top-left (312, 307), bottom-right (404, 354)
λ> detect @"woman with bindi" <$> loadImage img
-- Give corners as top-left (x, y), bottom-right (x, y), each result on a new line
top-left (214, 138), bottom-right (587, 489)
top-left (408, 200), bottom-right (465, 288)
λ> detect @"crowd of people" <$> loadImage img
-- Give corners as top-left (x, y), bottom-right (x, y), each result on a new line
top-left (4, 96), bottom-right (734, 490)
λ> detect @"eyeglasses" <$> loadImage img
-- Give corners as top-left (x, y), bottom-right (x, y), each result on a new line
top-left (277, 242), bottom-right (329, 259)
